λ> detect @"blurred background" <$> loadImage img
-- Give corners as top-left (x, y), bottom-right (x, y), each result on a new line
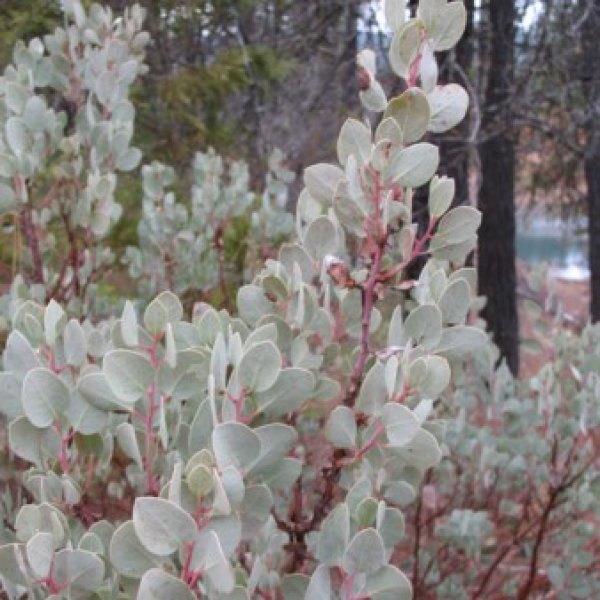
top-left (1, 0), bottom-right (598, 375)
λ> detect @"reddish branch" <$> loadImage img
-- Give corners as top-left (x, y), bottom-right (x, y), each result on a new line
top-left (19, 203), bottom-right (44, 285)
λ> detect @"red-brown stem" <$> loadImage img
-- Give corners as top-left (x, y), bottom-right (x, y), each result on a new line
top-left (19, 202), bottom-right (44, 285)
top-left (57, 422), bottom-right (71, 474)
top-left (144, 338), bottom-right (160, 494)
top-left (353, 421), bottom-right (385, 462)
top-left (344, 173), bottom-right (387, 407)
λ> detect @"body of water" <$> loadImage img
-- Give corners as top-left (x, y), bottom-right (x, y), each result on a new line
top-left (516, 216), bottom-right (589, 281)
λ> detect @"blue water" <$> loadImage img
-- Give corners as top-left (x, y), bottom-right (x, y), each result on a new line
top-left (516, 218), bottom-right (589, 281)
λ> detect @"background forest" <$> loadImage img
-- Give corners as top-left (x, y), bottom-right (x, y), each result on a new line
top-left (1, 1), bottom-right (600, 599)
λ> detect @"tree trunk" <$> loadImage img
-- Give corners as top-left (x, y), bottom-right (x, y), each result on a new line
top-left (439, 0), bottom-right (475, 209)
top-left (582, 0), bottom-right (600, 321)
top-left (478, 0), bottom-right (519, 374)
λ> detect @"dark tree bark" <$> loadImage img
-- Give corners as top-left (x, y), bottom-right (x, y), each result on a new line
top-left (439, 0), bottom-right (475, 209)
top-left (478, 0), bottom-right (520, 374)
top-left (582, 0), bottom-right (600, 321)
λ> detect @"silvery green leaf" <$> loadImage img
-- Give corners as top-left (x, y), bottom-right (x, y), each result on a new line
top-left (143, 291), bottom-right (183, 335)
top-left (381, 403), bottom-right (420, 447)
top-left (243, 322), bottom-right (278, 350)
top-left (306, 564), bottom-right (331, 600)
top-left (133, 497), bottom-right (196, 556)
top-left (279, 243), bottom-right (314, 282)
top-left (4, 330), bottom-right (41, 379)
top-left (109, 521), bottom-right (164, 579)
top-left (0, 372), bottom-right (23, 420)
top-left (417, 0), bottom-right (445, 27)
top-left (438, 278), bottom-right (471, 324)
top-left (304, 216), bottom-right (338, 261)
top-left (137, 568), bottom-right (195, 599)
top-left (436, 325), bottom-right (488, 359)
top-left (44, 299), bottom-right (66, 346)
top-left (78, 532), bottom-right (104, 555)
top-left (386, 143), bottom-right (439, 188)
top-left (22, 367), bottom-right (70, 428)
top-left (325, 405), bottom-right (357, 449)
top-left (384, 88), bottom-right (430, 144)
top-left (15, 503), bottom-right (65, 545)
top-left (357, 48), bottom-right (377, 76)
top-left (360, 78), bottom-right (388, 112)
top-left (0, 543), bottom-right (30, 587)
top-left (389, 20), bottom-right (425, 79)
top-left (201, 531), bottom-right (235, 593)
top-left (343, 528), bottom-right (386, 575)
top-left (420, 42), bottom-right (438, 93)
top-left (432, 206), bottom-right (481, 246)
top-left (5, 81), bottom-right (28, 112)
top-left (0, 182), bottom-right (16, 212)
top-left (315, 503), bottom-right (349, 566)
top-left (407, 355), bottom-right (450, 398)
top-left (337, 118), bottom-right (371, 166)
top-left (77, 371), bottom-right (133, 411)
top-left (116, 422), bottom-right (143, 469)
top-left (187, 464), bottom-right (213, 497)
top-left (394, 428), bottom-right (442, 470)
top-left (201, 517), bottom-right (241, 563)
top-left (249, 423), bottom-right (298, 474)
top-left (356, 361), bottom-right (388, 414)
top-left (334, 182), bottom-right (367, 237)
top-left (121, 300), bottom-right (139, 347)
top-left (313, 375), bottom-right (341, 403)
top-left (212, 422), bottom-right (261, 472)
top-left (383, 481), bottom-right (417, 507)
top-left (384, 0), bottom-right (406, 30)
top-left (256, 368), bottom-right (315, 418)
top-left (188, 399), bottom-right (213, 453)
top-left (8, 416), bottom-right (60, 467)
top-left (424, 1), bottom-right (467, 51)
top-left (428, 175), bottom-right (455, 218)
top-left (356, 497), bottom-right (379, 528)
top-left (67, 393), bottom-right (108, 434)
top-left (401, 304), bottom-right (442, 349)
top-left (237, 285), bottom-right (274, 326)
top-left (89, 521), bottom-right (115, 552)
top-left (365, 564), bottom-right (412, 600)
top-left (239, 484), bottom-right (273, 538)
top-left (195, 307), bottom-right (223, 345)
top-left (103, 349), bottom-right (153, 403)
top-left (64, 319), bottom-right (87, 367)
top-left (26, 531), bottom-right (54, 578)
top-left (388, 305), bottom-right (404, 347)
top-left (281, 574), bottom-right (310, 600)
top-left (427, 84), bottom-right (469, 133)
top-left (116, 147), bottom-right (142, 171)
top-left (238, 341), bottom-right (281, 393)
top-left (375, 118), bottom-right (403, 146)
top-left (168, 462), bottom-right (183, 505)
top-left (221, 466), bottom-right (245, 507)
top-left (261, 457), bottom-right (302, 492)
top-left (303, 164), bottom-right (344, 205)
top-left (376, 503), bottom-right (406, 548)
top-left (5, 116), bottom-right (31, 154)
top-left (165, 323), bottom-right (177, 368)
top-left (52, 549), bottom-right (105, 596)
top-left (23, 96), bottom-right (47, 132)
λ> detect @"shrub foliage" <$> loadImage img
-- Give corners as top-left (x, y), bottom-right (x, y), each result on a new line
top-left (7, 2), bottom-right (591, 599)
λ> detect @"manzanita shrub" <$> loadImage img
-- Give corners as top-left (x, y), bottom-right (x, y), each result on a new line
top-left (124, 148), bottom-right (295, 304)
top-left (0, 1), bottom-right (147, 315)
top-left (0, 1), bottom-right (486, 598)
top-left (400, 321), bottom-right (600, 599)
